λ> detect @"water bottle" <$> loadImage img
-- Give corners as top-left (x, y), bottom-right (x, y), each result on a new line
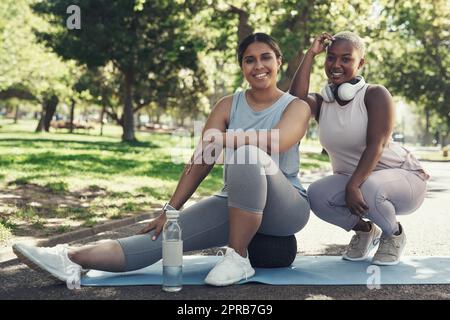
top-left (162, 210), bottom-right (183, 292)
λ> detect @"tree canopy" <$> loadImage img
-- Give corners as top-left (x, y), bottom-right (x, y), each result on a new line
top-left (32, 0), bottom-right (209, 141)
top-left (1, 0), bottom-right (448, 143)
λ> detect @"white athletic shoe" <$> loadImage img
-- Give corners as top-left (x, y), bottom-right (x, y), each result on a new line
top-left (204, 248), bottom-right (255, 286)
top-left (13, 243), bottom-right (82, 286)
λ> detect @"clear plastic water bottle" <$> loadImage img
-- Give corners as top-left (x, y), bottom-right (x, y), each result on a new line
top-left (162, 210), bottom-right (183, 292)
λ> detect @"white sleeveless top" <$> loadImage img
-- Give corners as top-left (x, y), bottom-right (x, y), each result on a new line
top-left (318, 84), bottom-right (429, 180)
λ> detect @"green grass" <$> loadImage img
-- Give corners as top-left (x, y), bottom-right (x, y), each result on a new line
top-left (0, 118), bottom-right (330, 241)
top-left (300, 152), bottom-right (330, 170)
top-left (0, 222), bottom-right (13, 244)
top-left (14, 206), bottom-right (39, 221)
top-left (45, 181), bottom-right (69, 193)
top-left (55, 225), bottom-right (71, 233)
top-left (415, 151), bottom-right (450, 162)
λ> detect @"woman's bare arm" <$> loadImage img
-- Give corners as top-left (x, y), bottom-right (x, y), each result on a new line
top-left (345, 85), bottom-right (394, 215)
top-left (168, 96), bottom-right (231, 209)
top-left (204, 98), bottom-right (311, 154)
top-left (289, 33), bottom-right (334, 119)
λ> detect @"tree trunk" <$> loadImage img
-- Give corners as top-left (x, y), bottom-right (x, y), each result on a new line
top-left (34, 94), bottom-right (59, 132)
top-left (276, 2), bottom-right (312, 92)
top-left (14, 105), bottom-right (19, 124)
top-left (422, 107), bottom-right (433, 145)
top-left (229, 5), bottom-right (253, 44)
top-left (34, 95), bottom-right (58, 132)
top-left (35, 101), bottom-right (46, 132)
top-left (136, 112), bottom-right (142, 129)
top-left (43, 95), bottom-right (58, 132)
top-left (100, 104), bottom-right (106, 136)
top-left (443, 115), bottom-right (450, 147)
top-left (277, 51), bottom-right (305, 92)
top-left (122, 70), bottom-right (136, 142)
top-left (69, 98), bottom-right (75, 133)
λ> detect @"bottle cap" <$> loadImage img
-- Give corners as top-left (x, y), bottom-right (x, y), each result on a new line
top-left (166, 210), bottom-right (179, 218)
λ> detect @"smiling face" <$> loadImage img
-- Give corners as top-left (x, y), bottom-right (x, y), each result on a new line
top-left (241, 41), bottom-right (282, 90)
top-left (325, 39), bottom-right (365, 85)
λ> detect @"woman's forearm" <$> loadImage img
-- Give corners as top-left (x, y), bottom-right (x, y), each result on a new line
top-left (289, 50), bottom-right (316, 99)
top-left (347, 144), bottom-right (384, 189)
top-left (224, 131), bottom-right (275, 153)
top-left (170, 128), bottom-right (273, 209)
top-left (169, 162), bottom-right (214, 210)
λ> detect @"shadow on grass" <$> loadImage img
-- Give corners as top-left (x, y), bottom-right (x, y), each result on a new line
top-left (9, 152), bottom-right (142, 175)
top-left (0, 138), bottom-right (158, 153)
top-left (0, 183), bottom-right (160, 239)
top-left (137, 161), bottom-right (189, 180)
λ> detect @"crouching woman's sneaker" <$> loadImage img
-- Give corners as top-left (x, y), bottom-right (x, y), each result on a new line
top-left (13, 243), bottom-right (82, 288)
top-left (204, 248), bottom-right (255, 286)
top-left (372, 224), bottom-right (406, 266)
top-left (342, 221), bottom-right (382, 261)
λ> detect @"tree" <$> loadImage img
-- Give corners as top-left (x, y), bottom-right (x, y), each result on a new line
top-left (196, 0), bottom-right (378, 92)
top-left (0, 0), bottom-right (76, 130)
top-left (373, 0), bottom-right (450, 145)
top-left (32, 0), bottom-right (207, 141)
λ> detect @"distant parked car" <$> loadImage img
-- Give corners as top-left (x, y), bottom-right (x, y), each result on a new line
top-left (392, 132), bottom-right (405, 143)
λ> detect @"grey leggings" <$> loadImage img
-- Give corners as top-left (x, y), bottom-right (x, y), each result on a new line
top-left (118, 145), bottom-right (310, 271)
top-left (307, 169), bottom-right (427, 236)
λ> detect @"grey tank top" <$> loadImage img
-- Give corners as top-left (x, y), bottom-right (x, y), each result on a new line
top-left (217, 90), bottom-right (307, 198)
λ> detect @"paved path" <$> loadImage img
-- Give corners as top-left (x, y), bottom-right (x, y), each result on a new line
top-left (1, 161), bottom-right (449, 300)
top-left (297, 161), bottom-right (450, 257)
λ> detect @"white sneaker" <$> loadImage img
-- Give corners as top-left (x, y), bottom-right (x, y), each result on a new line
top-left (372, 224), bottom-right (406, 266)
top-left (204, 248), bottom-right (255, 286)
top-left (342, 221), bottom-right (382, 261)
top-left (13, 243), bottom-right (82, 285)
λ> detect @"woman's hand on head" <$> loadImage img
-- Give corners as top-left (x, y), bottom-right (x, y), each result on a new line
top-left (345, 185), bottom-right (369, 216)
top-left (309, 33), bottom-right (335, 56)
top-left (137, 210), bottom-right (167, 240)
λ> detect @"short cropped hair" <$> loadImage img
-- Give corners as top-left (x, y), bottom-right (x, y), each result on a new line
top-left (333, 31), bottom-right (365, 57)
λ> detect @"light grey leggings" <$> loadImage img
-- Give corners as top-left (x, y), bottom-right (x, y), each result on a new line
top-left (307, 168), bottom-right (427, 236)
top-left (118, 145), bottom-right (310, 271)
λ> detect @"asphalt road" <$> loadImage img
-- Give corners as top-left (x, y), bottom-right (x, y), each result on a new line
top-left (1, 161), bottom-right (449, 300)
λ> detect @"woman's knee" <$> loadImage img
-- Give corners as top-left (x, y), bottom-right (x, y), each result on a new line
top-left (307, 181), bottom-right (326, 212)
top-left (307, 179), bottom-right (346, 222)
top-left (295, 205), bottom-right (311, 232)
top-left (229, 145), bottom-right (279, 182)
top-left (233, 145), bottom-right (270, 165)
top-left (227, 146), bottom-right (268, 182)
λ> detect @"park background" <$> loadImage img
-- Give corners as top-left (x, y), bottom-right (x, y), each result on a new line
top-left (0, 0), bottom-right (448, 253)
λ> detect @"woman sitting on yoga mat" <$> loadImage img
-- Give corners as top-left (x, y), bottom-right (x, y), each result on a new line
top-left (13, 32), bottom-right (311, 287)
top-left (290, 31), bottom-right (429, 265)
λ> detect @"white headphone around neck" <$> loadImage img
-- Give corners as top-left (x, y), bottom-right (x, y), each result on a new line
top-left (321, 76), bottom-right (366, 102)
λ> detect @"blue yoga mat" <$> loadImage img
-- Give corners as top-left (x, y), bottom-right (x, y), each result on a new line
top-left (81, 255), bottom-right (450, 286)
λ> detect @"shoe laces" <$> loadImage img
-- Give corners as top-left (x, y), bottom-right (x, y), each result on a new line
top-left (215, 249), bottom-right (225, 258)
top-left (372, 237), bottom-right (381, 246)
top-left (373, 237), bottom-right (399, 255)
top-left (232, 250), bottom-right (252, 281)
top-left (348, 234), bottom-right (361, 249)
